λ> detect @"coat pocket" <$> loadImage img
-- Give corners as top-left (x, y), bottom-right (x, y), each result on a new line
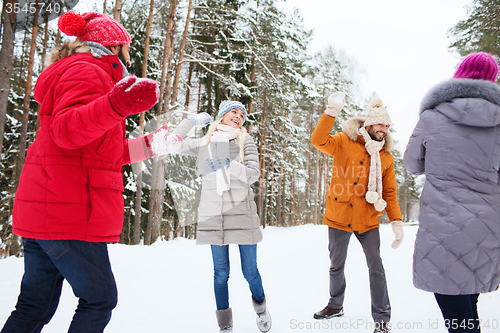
top-left (88, 168), bottom-right (124, 192)
top-left (325, 194), bottom-right (351, 227)
top-left (87, 169), bottom-right (124, 234)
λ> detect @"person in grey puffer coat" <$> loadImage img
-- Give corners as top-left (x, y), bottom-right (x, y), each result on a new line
top-left (174, 101), bottom-right (271, 333)
top-left (404, 52), bottom-right (500, 333)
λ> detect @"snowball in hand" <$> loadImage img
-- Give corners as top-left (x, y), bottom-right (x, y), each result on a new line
top-left (148, 128), bottom-right (183, 157)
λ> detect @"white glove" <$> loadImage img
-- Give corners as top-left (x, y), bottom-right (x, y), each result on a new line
top-left (325, 92), bottom-right (345, 118)
top-left (188, 112), bottom-right (212, 128)
top-left (199, 156), bottom-right (230, 175)
top-left (390, 221), bottom-right (404, 249)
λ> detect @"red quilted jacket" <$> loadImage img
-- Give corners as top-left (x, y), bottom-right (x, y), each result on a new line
top-left (13, 42), bottom-right (132, 242)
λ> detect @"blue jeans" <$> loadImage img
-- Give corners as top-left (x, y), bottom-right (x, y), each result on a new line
top-left (435, 293), bottom-right (481, 333)
top-left (1, 238), bottom-right (117, 333)
top-left (211, 244), bottom-right (265, 310)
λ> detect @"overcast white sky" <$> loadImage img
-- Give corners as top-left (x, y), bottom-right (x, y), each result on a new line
top-left (280, 0), bottom-right (470, 152)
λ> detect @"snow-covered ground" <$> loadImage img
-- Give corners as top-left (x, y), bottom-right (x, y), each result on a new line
top-left (1, 224), bottom-right (499, 332)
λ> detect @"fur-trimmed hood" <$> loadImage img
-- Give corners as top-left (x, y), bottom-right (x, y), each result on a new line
top-left (35, 40), bottom-right (126, 107)
top-left (45, 39), bottom-right (129, 78)
top-left (420, 79), bottom-right (500, 127)
top-left (342, 116), bottom-right (394, 152)
top-left (45, 39), bottom-right (92, 68)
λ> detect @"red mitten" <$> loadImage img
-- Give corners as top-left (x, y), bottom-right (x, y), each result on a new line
top-left (108, 75), bottom-right (160, 117)
top-left (127, 125), bottom-right (183, 163)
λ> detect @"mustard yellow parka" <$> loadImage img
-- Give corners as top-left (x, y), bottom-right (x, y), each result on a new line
top-left (311, 114), bottom-right (402, 233)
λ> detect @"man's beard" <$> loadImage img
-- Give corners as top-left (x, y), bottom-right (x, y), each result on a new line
top-left (367, 126), bottom-right (385, 142)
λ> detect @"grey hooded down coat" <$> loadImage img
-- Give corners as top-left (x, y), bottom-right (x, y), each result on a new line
top-left (403, 79), bottom-right (500, 295)
top-left (174, 119), bottom-right (262, 245)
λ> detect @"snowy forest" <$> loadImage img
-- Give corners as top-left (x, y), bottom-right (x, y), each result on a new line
top-left (0, 0), bottom-right (494, 257)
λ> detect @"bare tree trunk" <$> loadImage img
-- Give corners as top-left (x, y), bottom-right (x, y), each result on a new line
top-left (248, 55), bottom-right (255, 114)
top-left (156, 0), bottom-right (178, 118)
top-left (247, 54), bottom-right (255, 133)
top-left (55, 28), bottom-right (60, 47)
top-left (197, 77), bottom-right (201, 110)
top-left (132, 0), bottom-right (155, 245)
top-left (184, 61), bottom-right (194, 110)
top-left (205, 71), bottom-right (212, 112)
top-left (15, 3), bottom-right (40, 189)
top-left (276, 165), bottom-right (283, 225)
top-left (35, 7), bottom-right (51, 132)
top-left (0, 0), bottom-right (17, 157)
top-left (113, 0), bottom-right (122, 21)
top-left (171, 0), bottom-right (193, 105)
top-left (263, 160), bottom-right (273, 227)
top-left (16, 29), bottom-right (29, 97)
top-left (103, 0), bottom-right (108, 14)
top-left (307, 110), bottom-right (314, 224)
top-left (143, 0), bottom-right (193, 243)
top-left (141, 0), bottom-right (155, 77)
top-left (145, 0), bottom-right (179, 246)
top-left (41, 3), bottom-right (50, 71)
top-left (120, 209), bottom-right (131, 243)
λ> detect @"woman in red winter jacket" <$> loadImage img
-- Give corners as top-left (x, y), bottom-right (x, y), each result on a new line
top-left (1, 11), bottom-right (181, 333)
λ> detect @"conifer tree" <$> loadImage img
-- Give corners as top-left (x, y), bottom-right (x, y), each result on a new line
top-left (449, 0), bottom-right (500, 58)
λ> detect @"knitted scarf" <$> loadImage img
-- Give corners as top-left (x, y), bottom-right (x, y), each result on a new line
top-left (210, 124), bottom-right (243, 195)
top-left (85, 41), bottom-right (129, 78)
top-left (359, 127), bottom-right (387, 212)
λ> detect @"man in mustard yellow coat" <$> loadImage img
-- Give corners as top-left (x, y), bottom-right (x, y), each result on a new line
top-left (310, 93), bottom-right (403, 333)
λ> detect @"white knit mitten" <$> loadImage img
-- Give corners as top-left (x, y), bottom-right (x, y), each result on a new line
top-left (390, 221), bottom-right (404, 249)
top-left (324, 92), bottom-right (345, 118)
top-left (188, 112), bottom-right (212, 128)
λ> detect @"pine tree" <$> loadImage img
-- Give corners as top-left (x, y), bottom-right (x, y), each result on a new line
top-left (449, 0), bottom-right (500, 57)
top-left (392, 149), bottom-right (420, 222)
top-left (0, 0), bottom-right (417, 254)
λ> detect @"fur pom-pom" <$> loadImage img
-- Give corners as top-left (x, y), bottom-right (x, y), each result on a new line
top-left (370, 97), bottom-right (383, 108)
top-left (366, 191), bottom-right (379, 204)
top-left (58, 11), bottom-right (85, 36)
top-left (374, 198), bottom-right (387, 212)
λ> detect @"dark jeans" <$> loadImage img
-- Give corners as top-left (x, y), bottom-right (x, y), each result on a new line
top-left (328, 227), bottom-right (391, 323)
top-left (1, 238), bottom-right (117, 333)
top-left (435, 293), bottom-right (481, 333)
top-left (211, 244), bottom-right (265, 310)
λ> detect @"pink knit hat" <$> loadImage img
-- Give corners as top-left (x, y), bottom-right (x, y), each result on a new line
top-left (453, 52), bottom-right (498, 82)
top-left (58, 11), bottom-right (131, 47)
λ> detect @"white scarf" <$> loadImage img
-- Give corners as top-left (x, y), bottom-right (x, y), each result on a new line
top-left (209, 124), bottom-right (243, 195)
top-left (359, 127), bottom-right (387, 212)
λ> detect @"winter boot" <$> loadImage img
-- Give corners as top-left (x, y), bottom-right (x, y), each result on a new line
top-left (252, 297), bottom-right (272, 332)
top-left (216, 308), bottom-right (233, 333)
top-left (313, 305), bottom-right (344, 319)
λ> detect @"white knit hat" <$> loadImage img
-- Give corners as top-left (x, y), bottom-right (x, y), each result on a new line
top-left (364, 97), bottom-right (391, 127)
